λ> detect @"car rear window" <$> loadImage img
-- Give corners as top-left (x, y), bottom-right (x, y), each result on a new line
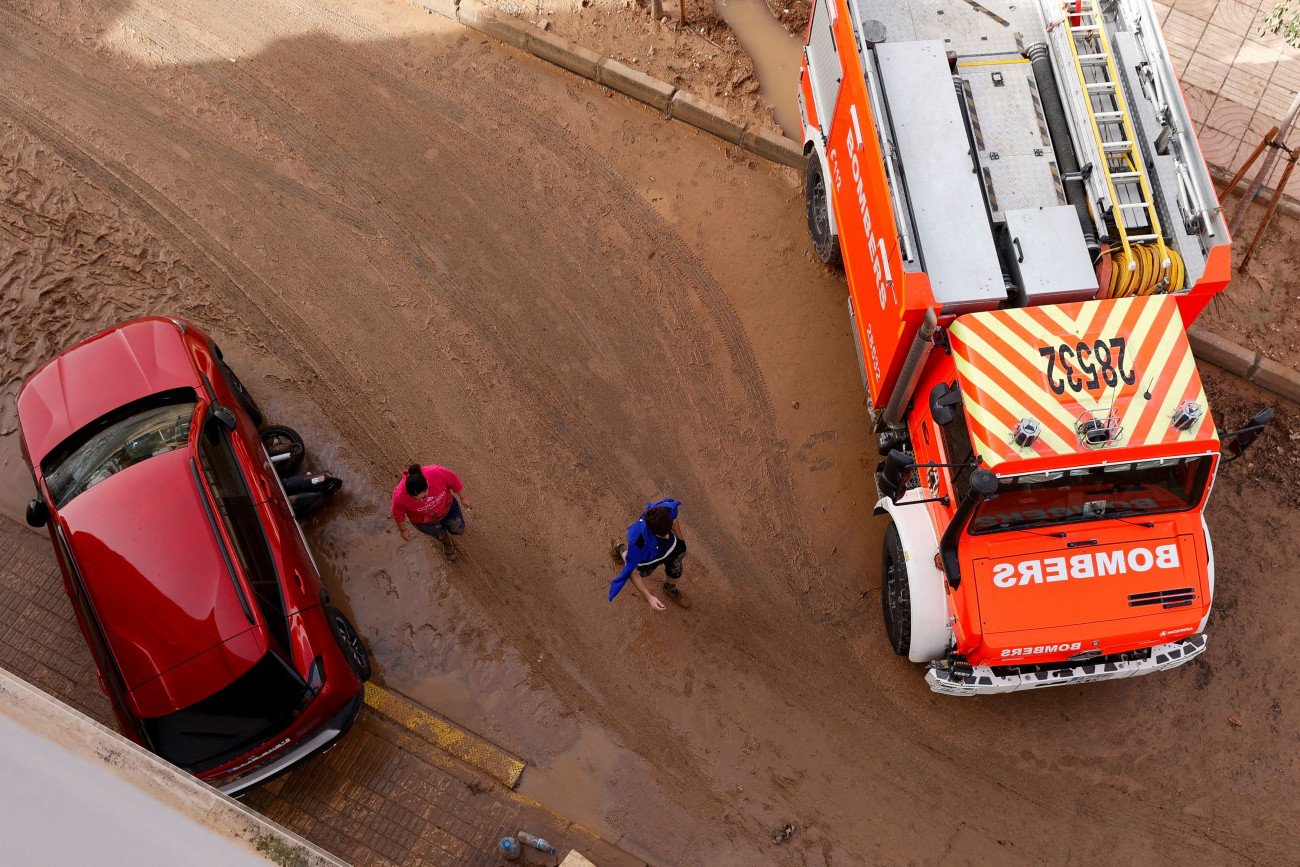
top-left (43, 390), bottom-right (197, 508)
top-left (141, 652), bottom-right (307, 772)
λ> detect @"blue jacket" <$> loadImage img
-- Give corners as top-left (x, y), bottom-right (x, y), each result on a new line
top-left (608, 498), bottom-right (681, 601)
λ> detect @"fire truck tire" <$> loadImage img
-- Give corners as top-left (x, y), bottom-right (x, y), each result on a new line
top-left (881, 522), bottom-right (912, 657)
top-left (805, 152), bottom-right (842, 266)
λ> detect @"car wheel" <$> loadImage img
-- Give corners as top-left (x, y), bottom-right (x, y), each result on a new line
top-left (260, 425), bottom-right (305, 477)
top-left (805, 151), bottom-right (842, 266)
top-left (881, 522), bottom-right (911, 657)
top-left (212, 344), bottom-right (264, 426)
top-left (327, 606), bottom-right (372, 681)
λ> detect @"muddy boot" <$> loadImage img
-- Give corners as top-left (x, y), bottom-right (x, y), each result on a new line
top-left (662, 581), bottom-right (690, 609)
top-left (442, 537), bottom-right (459, 562)
top-left (611, 541), bottom-right (627, 564)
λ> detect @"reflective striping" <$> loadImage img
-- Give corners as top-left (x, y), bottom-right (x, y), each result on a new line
top-left (948, 296), bottom-right (1218, 468)
top-left (363, 682), bottom-right (526, 788)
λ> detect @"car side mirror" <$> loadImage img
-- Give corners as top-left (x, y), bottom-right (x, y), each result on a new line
top-left (212, 405), bottom-right (239, 432)
top-left (26, 499), bottom-right (48, 528)
top-left (1220, 407), bottom-right (1273, 464)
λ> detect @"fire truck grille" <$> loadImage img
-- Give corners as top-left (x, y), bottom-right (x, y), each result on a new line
top-left (1128, 587), bottom-right (1196, 609)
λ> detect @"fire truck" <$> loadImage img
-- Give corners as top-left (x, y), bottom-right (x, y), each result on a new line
top-left (797, 0), bottom-right (1271, 693)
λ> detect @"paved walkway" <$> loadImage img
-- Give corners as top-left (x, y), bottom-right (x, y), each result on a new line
top-left (0, 516), bottom-right (642, 867)
top-left (1157, 0), bottom-right (1300, 193)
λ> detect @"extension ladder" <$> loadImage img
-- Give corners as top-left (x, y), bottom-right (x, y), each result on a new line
top-left (1050, 0), bottom-right (1173, 287)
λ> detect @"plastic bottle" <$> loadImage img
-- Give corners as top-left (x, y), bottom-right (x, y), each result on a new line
top-left (498, 837), bottom-right (522, 861)
top-left (515, 831), bottom-right (556, 854)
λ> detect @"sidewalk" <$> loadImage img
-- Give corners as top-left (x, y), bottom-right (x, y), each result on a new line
top-left (1155, 0), bottom-right (1300, 196)
top-left (0, 516), bottom-right (643, 867)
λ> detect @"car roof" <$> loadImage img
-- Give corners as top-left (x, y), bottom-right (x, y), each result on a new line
top-left (18, 318), bottom-right (201, 467)
top-left (59, 447), bottom-right (260, 699)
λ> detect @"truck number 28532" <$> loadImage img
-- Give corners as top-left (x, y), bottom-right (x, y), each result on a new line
top-left (1037, 338), bottom-right (1136, 395)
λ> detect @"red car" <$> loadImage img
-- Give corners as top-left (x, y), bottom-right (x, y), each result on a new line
top-left (17, 317), bottom-right (369, 795)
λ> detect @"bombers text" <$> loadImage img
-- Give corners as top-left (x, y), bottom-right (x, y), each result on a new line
top-left (991, 544), bottom-right (1180, 588)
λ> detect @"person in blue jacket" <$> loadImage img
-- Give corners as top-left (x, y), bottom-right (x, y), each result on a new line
top-left (608, 498), bottom-right (689, 610)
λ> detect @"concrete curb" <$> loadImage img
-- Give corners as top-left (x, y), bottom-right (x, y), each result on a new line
top-left (407, 0), bottom-right (807, 170)
top-left (1187, 326), bottom-right (1300, 405)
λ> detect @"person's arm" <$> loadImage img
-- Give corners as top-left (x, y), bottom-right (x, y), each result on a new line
top-left (629, 571), bottom-right (666, 611)
top-left (671, 516), bottom-right (683, 540)
top-left (392, 491), bottom-right (411, 541)
top-left (441, 467), bottom-right (471, 510)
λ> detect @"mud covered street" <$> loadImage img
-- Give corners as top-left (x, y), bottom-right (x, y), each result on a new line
top-left (0, 0), bottom-right (1297, 863)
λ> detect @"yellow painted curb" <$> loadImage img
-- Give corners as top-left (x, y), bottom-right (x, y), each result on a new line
top-left (363, 683), bottom-right (526, 788)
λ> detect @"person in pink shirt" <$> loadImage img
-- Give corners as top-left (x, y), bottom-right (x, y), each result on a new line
top-left (391, 463), bottom-right (472, 561)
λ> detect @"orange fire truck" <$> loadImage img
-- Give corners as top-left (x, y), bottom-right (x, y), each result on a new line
top-left (797, 0), bottom-right (1271, 693)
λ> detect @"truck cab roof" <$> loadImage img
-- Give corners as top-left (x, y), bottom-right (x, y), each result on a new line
top-left (946, 295), bottom-right (1218, 473)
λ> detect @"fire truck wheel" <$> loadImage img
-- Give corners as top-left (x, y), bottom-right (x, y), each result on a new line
top-left (805, 152), bottom-right (842, 267)
top-left (881, 522), bottom-right (911, 657)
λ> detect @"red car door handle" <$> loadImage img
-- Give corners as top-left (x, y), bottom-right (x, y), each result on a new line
top-left (293, 571), bottom-right (305, 591)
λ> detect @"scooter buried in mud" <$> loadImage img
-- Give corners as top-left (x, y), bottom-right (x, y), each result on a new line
top-left (260, 424), bottom-right (344, 521)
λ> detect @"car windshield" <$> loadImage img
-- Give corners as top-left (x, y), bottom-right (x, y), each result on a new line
top-left (44, 396), bottom-right (197, 508)
top-left (970, 455), bottom-right (1215, 534)
top-left (141, 652), bottom-right (307, 772)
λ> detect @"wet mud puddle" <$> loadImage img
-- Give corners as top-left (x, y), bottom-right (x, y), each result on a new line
top-left (713, 0), bottom-right (803, 135)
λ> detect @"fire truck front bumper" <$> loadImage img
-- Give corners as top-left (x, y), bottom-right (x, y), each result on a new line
top-left (925, 634), bottom-right (1208, 696)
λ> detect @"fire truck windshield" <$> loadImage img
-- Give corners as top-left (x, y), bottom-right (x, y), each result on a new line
top-left (969, 455), bottom-right (1215, 534)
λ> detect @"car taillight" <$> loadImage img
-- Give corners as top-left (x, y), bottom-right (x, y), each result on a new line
top-left (294, 655), bottom-right (326, 715)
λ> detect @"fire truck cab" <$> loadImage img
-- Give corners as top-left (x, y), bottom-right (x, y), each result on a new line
top-left (797, 0), bottom-right (1269, 693)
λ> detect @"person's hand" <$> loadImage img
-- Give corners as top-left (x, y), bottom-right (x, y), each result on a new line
top-left (461, 499), bottom-right (473, 511)
top-left (647, 595), bottom-right (666, 611)
top-left (400, 527), bottom-right (412, 542)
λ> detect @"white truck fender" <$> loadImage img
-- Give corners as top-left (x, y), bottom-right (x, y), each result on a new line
top-left (1198, 513), bottom-right (1214, 633)
top-left (876, 489), bottom-right (952, 663)
top-left (802, 120), bottom-right (839, 239)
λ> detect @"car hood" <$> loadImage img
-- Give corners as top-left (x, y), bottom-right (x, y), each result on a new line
top-left (967, 524), bottom-right (1209, 661)
top-left (60, 448), bottom-right (257, 694)
top-left (17, 318), bottom-right (199, 466)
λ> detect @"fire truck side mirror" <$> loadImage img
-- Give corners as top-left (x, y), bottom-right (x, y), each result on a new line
top-left (1220, 407), bottom-right (1274, 464)
top-left (970, 468), bottom-right (999, 497)
top-left (930, 382), bottom-right (962, 426)
top-left (881, 450), bottom-right (916, 502)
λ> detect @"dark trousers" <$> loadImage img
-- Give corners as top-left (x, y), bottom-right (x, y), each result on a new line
top-left (638, 538), bottom-right (686, 581)
top-left (412, 497), bottom-right (466, 539)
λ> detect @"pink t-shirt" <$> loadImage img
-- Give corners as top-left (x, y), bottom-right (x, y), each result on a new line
top-left (391, 465), bottom-right (462, 524)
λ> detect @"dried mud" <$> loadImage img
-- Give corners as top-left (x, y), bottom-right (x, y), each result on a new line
top-left (0, 0), bottom-right (1296, 864)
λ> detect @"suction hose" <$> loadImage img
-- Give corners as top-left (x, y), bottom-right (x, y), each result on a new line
top-left (1027, 42), bottom-right (1099, 257)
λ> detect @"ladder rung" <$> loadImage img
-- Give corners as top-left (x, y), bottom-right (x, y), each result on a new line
top-left (1093, 111), bottom-right (1125, 120)
top-left (1117, 202), bottom-right (1152, 210)
top-left (1125, 234), bottom-right (1160, 241)
top-left (1111, 171), bottom-right (1141, 179)
top-left (1102, 141), bottom-right (1134, 152)
top-left (1077, 54), bottom-right (1108, 62)
top-left (1086, 82), bottom-right (1116, 91)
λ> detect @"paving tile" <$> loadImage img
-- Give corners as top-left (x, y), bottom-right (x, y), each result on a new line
top-left (1170, 0), bottom-right (1220, 20)
top-left (1258, 79), bottom-right (1300, 121)
top-left (1170, 38), bottom-right (1197, 75)
top-left (1156, 1), bottom-right (1173, 24)
top-left (1164, 8), bottom-right (1211, 50)
top-left (1199, 22), bottom-right (1249, 63)
top-left (1210, 0), bottom-right (1259, 37)
top-left (1199, 123), bottom-right (1247, 167)
top-left (1183, 84), bottom-right (1218, 129)
top-left (1220, 65), bottom-right (1270, 109)
top-left (1184, 48), bottom-right (1236, 91)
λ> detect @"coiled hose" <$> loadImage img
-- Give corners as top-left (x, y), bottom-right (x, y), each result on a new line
top-left (1106, 244), bottom-right (1185, 298)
